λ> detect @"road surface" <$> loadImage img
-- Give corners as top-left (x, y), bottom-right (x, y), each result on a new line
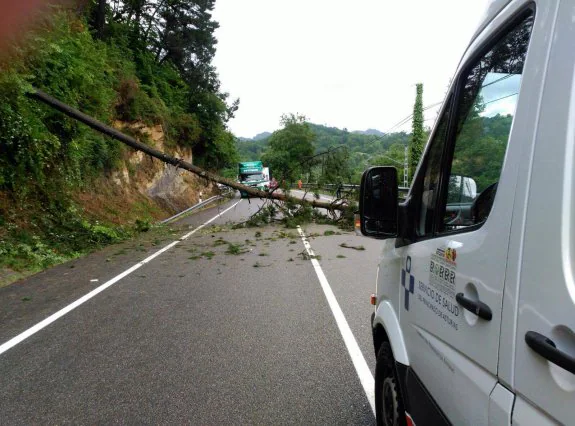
top-left (0, 193), bottom-right (382, 424)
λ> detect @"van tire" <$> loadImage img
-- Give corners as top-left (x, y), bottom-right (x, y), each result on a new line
top-left (375, 342), bottom-right (406, 426)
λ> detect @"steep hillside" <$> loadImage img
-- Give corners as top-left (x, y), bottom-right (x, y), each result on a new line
top-left (0, 8), bottom-right (228, 286)
top-left (0, 117), bottom-right (217, 287)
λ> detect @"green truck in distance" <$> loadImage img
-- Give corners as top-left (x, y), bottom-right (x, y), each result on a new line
top-left (238, 161), bottom-right (269, 198)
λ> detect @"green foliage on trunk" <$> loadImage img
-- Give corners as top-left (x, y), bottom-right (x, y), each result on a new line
top-left (409, 83), bottom-right (425, 182)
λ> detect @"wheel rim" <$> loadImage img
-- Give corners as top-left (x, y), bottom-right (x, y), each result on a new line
top-left (382, 377), bottom-right (398, 426)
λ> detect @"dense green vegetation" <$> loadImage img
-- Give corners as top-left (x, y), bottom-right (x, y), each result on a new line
top-left (452, 110), bottom-right (513, 192)
top-left (237, 122), bottom-right (413, 184)
top-left (261, 114), bottom-right (315, 183)
top-left (0, 2), bottom-right (238, 280)
top-left (237, 113), bottom-right (512, 187)
top-left (409, 83), bottom-right (425, 181)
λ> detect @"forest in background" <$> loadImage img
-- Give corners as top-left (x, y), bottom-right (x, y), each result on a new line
top-left (237, 113), bottom-right (512, 187)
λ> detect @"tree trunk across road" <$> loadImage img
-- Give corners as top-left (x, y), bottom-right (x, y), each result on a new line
top-left (28, 88), bottom-right (346, 212)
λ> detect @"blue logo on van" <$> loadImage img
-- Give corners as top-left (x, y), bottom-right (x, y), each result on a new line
top-left (402, 256), bottom-right (415, 311)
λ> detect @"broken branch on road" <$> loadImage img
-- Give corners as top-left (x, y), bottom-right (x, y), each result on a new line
top-left (28, 88), bottom-right (348, 213)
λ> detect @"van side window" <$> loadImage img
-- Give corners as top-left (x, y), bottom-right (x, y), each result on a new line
top-left (440, 11), bottom-right (534, 232)
top-left (416, 100), bottom-right (451, 237)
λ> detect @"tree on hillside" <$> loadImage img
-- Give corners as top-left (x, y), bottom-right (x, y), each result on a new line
top-left (369, 142), bottom-right (405, 174)
top-left (90, 0), bottom-right (107, 38)
top-left (317, 146), bottom-right (352, 186)
top-left (83, 0), bottom-right (239, 169)
top-left (261, 114), bottom-right (315, 183)
top-left (449, 97), bottom-right (510, 192)
top-left (236, 123), bottom-right (415, 183)
top-left (409, 83), bottom-right (425, 182)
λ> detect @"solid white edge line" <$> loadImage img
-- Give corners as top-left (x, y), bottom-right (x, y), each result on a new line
top-left (296, 226), bottom-right (376, 415)
top-left (0, 199), bottom-right (242, 356)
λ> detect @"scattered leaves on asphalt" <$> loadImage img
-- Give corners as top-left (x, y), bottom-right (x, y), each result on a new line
top-left (213, 238), bottom-right (229, 247)
top-left (201, 251), bottom-right (216, 259)
top-left (226, 243), bottom-right (247, 255)
top-left (339, 242), bottom-right (365, 251)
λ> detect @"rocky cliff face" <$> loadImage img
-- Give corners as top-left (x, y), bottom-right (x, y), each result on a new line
top-left (113, 122), bottom-right (214, 214)
top-left (76, 122), bottom-right (215, 225)
top-left (0, 122), bottom-right (216, 288)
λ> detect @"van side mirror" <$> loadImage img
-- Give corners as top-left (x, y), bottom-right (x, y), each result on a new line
top-left (447, 175), bottom-right (477, 203)
top-left (359, 167), bottom-right (398, 238)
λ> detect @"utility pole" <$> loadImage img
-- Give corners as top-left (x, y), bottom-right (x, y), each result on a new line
top-left (403, 145), bottom-right (408, 188)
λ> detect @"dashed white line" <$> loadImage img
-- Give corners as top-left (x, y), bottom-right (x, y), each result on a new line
top-left (296, 226), bottom-right (376, 415)
top-left (0, 200), bottom-right (242, 356)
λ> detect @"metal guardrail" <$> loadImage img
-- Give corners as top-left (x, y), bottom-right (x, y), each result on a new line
top-left (299, 183), bottom-right (410, 193)
top-left (160, 195), bottom-right (223, 224)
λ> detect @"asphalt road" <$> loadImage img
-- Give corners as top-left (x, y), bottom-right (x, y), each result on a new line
top-left (0, 193), bottom-right (382, 425)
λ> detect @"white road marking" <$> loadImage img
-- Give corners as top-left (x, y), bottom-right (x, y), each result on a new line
top-left (296, 226), bottom-right (376, 415)
top-left (0, 200), bottom-right (242, 356)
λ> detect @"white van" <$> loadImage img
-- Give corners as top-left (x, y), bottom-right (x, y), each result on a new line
top-left (359, 1), bottom-right (575, 424)
top-left (262, 166), bottom-right (271, 189)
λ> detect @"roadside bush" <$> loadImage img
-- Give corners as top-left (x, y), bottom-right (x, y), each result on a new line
top-left (166, 113), bottom-right (202, 147)
top-left (115, 78), bottom-right (167, 124)
top-left (0, 9), bottom-right (240, 280)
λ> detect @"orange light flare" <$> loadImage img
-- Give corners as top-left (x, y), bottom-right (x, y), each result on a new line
top-left (0, 0), bottom-right (69, 53)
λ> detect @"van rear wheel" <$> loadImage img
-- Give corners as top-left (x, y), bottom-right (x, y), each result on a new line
top-left (375, 342), bottom-right (406, 426)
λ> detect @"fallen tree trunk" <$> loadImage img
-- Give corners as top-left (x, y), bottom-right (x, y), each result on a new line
top-left (28, 88), bottom-right (346, 212)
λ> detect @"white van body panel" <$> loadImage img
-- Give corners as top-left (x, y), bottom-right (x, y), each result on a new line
top-left (470, 0), bottom-right (513, 46)
top-left (488, 384), bottom-right (514, 425)
top-left (373, 239), bottom-right (409, 364)
top-left (498, 0), bottom-right (559, 389)
top-left (510, 1), bottom-right (575, 423)
top-left (373, 301), bottom-right (409, 365)
top-left (371, 0), bottom-right (575, 424)
top-left (512, 396), bottom-right (556, 426)
top-left (376, 1), bottom-right (539, 423)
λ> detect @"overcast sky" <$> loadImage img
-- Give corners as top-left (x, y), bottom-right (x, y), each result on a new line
top-left (212, 0), bottom-right (491, 138)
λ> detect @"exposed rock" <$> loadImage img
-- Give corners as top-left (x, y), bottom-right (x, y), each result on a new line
top-left (110, 121), bottom-right (214, 214)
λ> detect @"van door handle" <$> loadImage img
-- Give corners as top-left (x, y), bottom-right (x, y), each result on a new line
top-left (525, 331), bottom-right (575, 375)
top-left (455, 293), bottom-right (492, 321)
